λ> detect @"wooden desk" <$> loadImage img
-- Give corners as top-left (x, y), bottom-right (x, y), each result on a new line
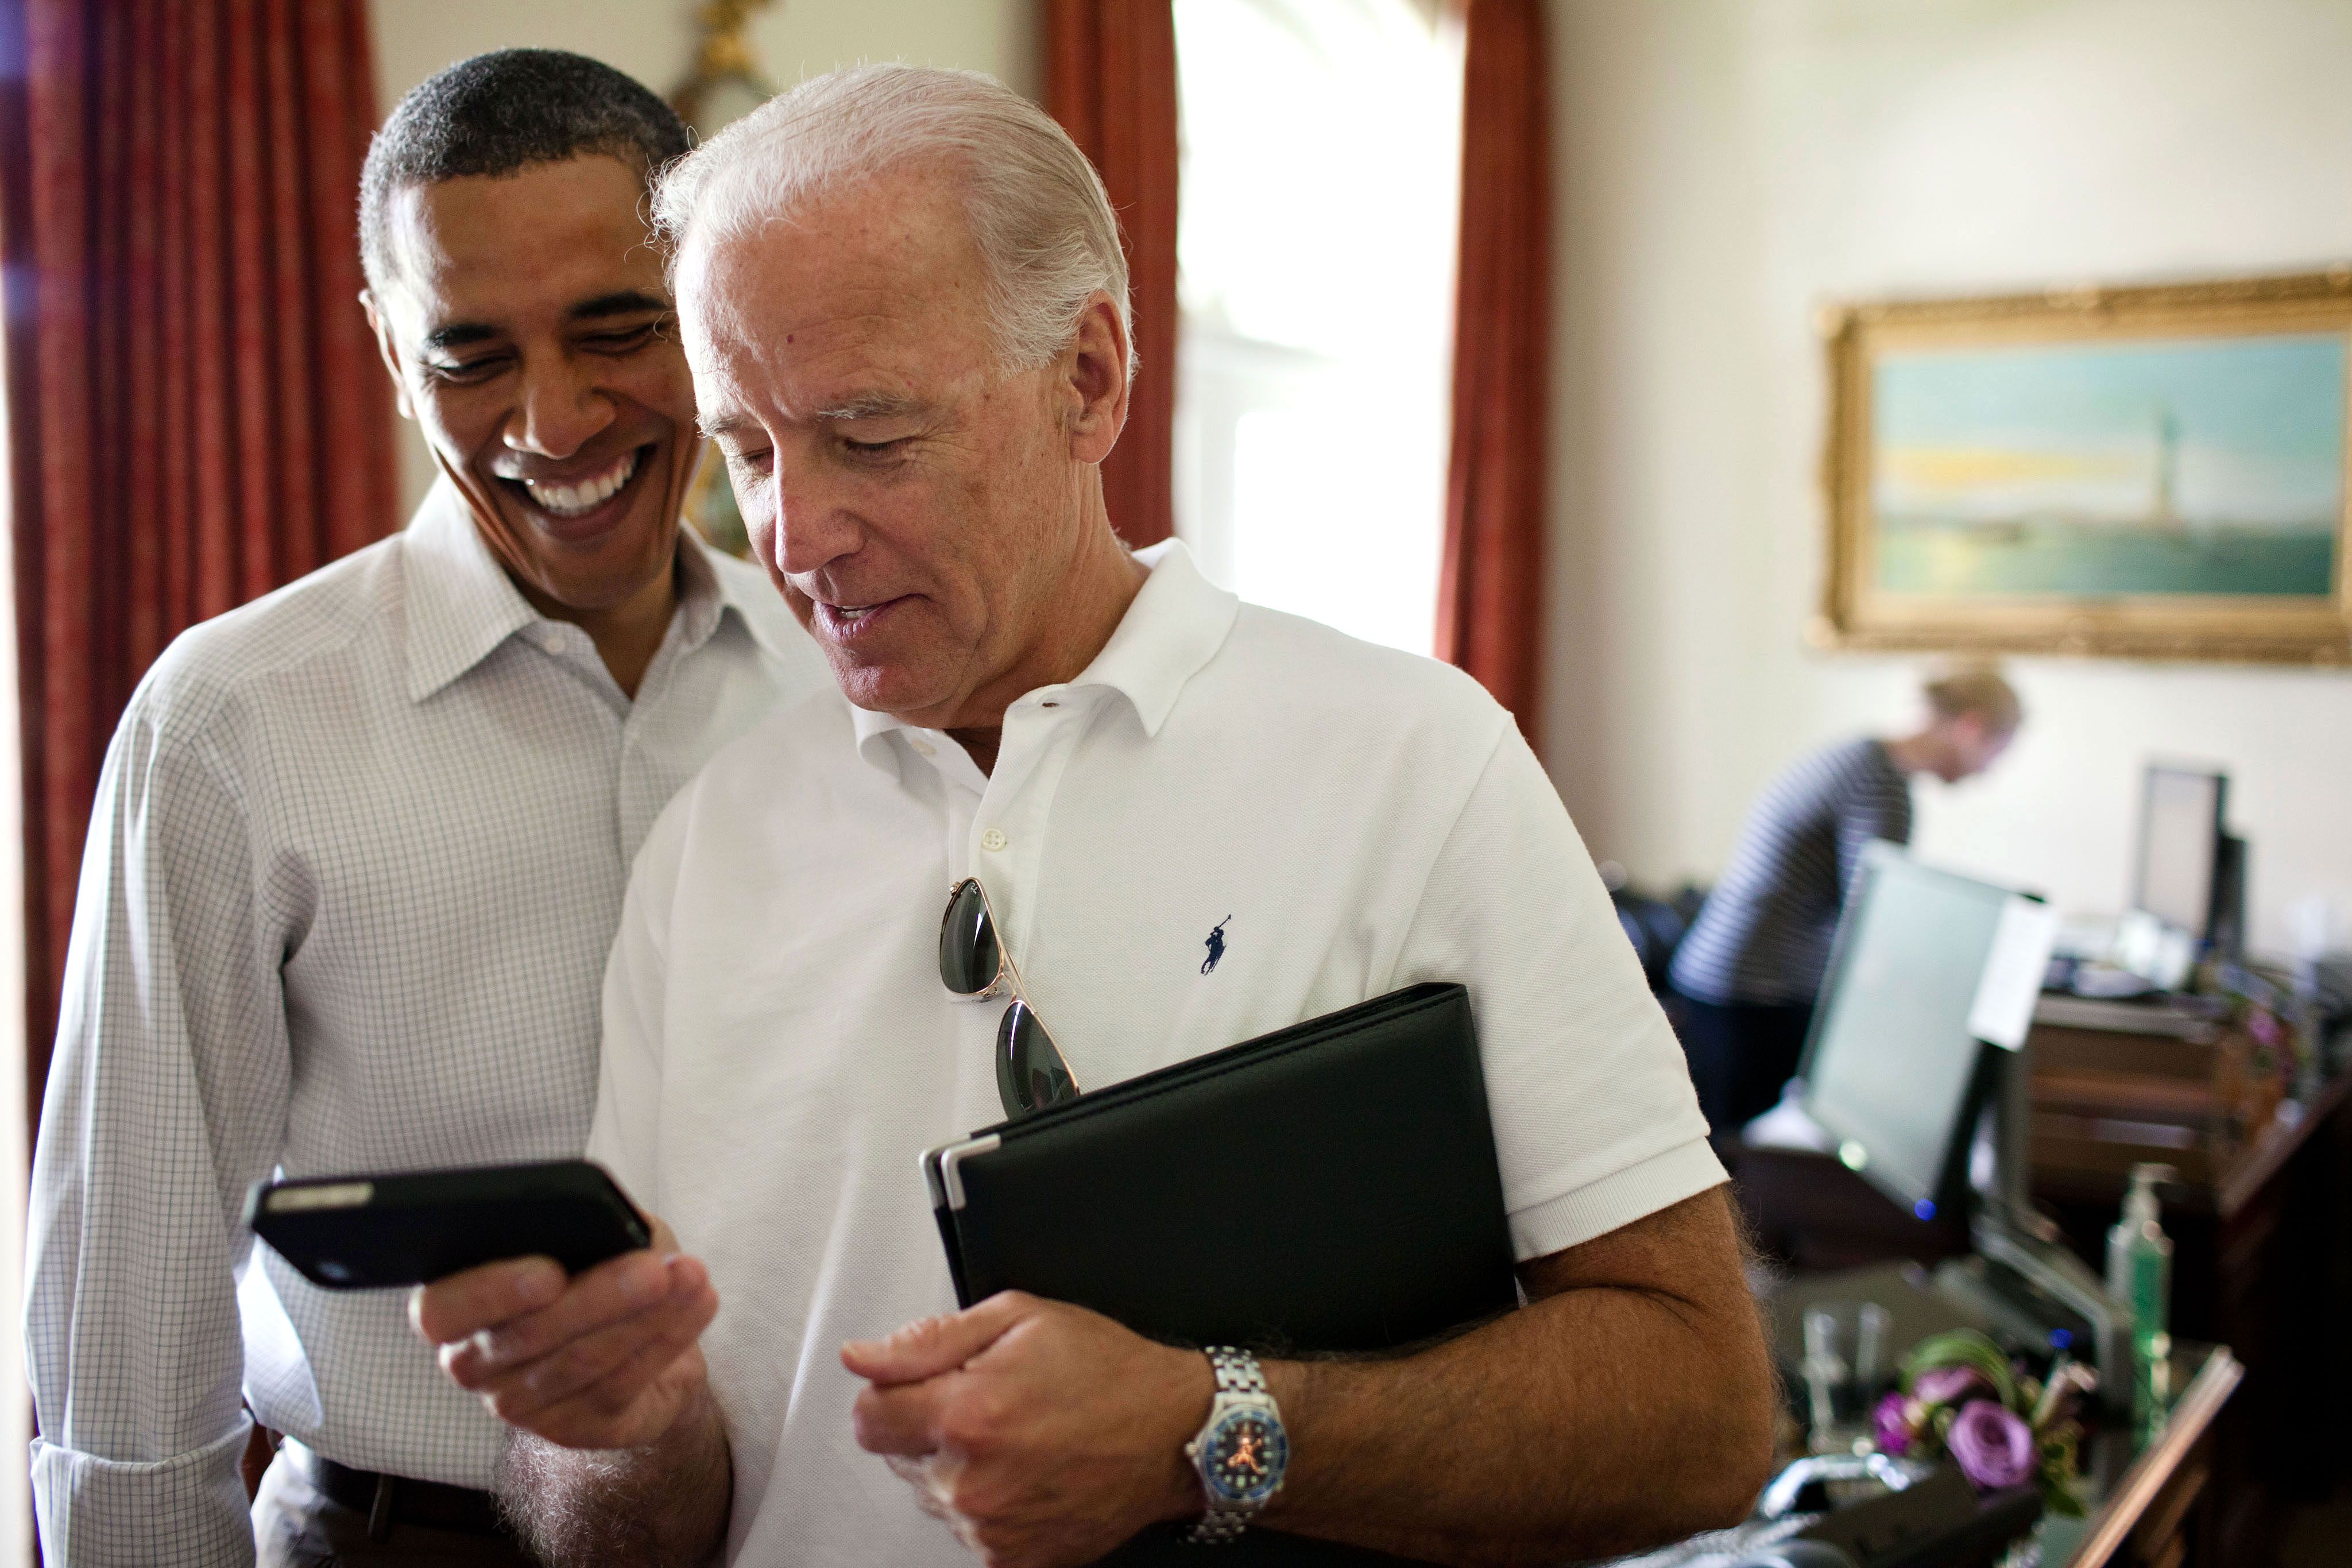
top-left (2027, 1019), bottom-right (2352, 1568)
top-left (2053, 1346), bottom-right (2242, 1568)
top-left (1733, 1048), bottom-right (2349, 1564)
top-left (1758, 1265), bottom-right (2240, 1567)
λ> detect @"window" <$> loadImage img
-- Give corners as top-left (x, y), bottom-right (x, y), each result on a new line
top-left (1171, 0), bottom-right (1463, 655)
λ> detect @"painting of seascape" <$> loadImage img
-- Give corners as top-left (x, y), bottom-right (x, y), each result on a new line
top-left (1872, 335), bottom-right (2342, 598)
top-left (1819, 273), bottom-right (2352, 663)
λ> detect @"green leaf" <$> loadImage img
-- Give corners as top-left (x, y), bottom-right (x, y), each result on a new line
top-left (1900, 1329), bottom-right (2020, 1408)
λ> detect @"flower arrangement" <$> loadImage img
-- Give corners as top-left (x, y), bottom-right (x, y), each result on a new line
top-left (1871, 1329), bottom-right (2094, 1517)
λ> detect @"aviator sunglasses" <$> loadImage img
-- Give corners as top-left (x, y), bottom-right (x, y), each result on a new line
top-left (938, 877), bottom-right (1082, 1120)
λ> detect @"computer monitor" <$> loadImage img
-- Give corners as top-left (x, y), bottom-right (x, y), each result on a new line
top-left (1797, 845), bottom-right (2025, 1221)
top-left (2133, 764), bottom-right (2227, 942)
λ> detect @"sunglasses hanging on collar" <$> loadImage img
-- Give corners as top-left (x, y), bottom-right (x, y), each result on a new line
top-left (938, 877), bottom-right (1081, 1120)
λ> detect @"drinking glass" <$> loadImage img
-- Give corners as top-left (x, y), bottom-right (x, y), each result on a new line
top-left (1802, 1300), bottom-right (1890, 1456)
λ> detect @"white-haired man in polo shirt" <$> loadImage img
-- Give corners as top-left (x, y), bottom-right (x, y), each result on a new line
top-left (415, 64), bottom-right (1775, 1568)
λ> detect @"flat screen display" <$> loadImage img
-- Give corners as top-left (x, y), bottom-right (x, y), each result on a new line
top-left (2134, 766), bottom-right (2225, 939)
top-left (1800, 845), bottom-right (2013, 1213)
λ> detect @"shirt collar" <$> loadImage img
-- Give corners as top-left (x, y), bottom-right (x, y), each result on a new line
top-left (402, 479), bottom-right (541, 703)
top-left (848, 536), bottom-right (1239, 767)
top-left (402, 477), bottom-right (769, 702)
top-left (1066, 537), bottom-right (1237, 736)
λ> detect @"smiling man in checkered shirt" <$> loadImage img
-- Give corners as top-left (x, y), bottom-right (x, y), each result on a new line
top-left (24, 51), bottom-right (826, 1568)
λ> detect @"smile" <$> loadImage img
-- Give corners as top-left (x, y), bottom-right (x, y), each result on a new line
top-left (514, 449), bottom-right (641, 518)
top-left (813, 597), bottom-right (910, 641)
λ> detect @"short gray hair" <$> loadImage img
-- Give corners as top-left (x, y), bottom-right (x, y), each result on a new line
top-left (651, 64), bottom-right (1132, 379)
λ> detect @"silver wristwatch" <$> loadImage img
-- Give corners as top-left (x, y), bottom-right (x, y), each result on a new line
top-left (1183, 1346), bottom-right (1289, 1543)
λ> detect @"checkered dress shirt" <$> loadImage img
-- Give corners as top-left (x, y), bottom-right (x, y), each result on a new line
top-left (25, 481), bottom-right (825, 1567)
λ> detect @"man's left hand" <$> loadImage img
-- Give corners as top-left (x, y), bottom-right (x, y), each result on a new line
top-left (844, 1292), bottom-right (1214, 1567)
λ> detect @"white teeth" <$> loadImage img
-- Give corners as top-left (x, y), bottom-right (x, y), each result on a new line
top-left (523, 450), bottom-right (638, 517)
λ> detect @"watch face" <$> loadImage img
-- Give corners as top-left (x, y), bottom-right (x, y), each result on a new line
top-left (1201, 1405), bottom-right (1287, 1505)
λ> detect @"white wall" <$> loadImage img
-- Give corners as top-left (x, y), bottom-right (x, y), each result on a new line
top-left (1546, 0), bottom-right (2352, 955)
top-left (365, 0), bottom-right (1043, 516)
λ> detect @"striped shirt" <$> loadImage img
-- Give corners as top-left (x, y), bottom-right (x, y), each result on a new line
top-left (25, 481), bottom-right (827, 1568)
top-left (1668, 737), bottom-right (1912, 1006)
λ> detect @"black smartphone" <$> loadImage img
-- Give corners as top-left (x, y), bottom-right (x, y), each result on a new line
top-left (245, 1159), bottom-right (652, 1290)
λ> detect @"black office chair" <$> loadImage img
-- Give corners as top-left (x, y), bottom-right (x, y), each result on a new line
top-left (1611, 885), bottom-right (1698, 992)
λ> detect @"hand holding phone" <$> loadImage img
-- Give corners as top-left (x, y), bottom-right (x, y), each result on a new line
top-left (415, 1211), bottom-right (725, 1456)
top-left (252, 1159), bottom-right (722, 1455)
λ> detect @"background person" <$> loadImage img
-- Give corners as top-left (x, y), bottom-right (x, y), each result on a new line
top-left (1667, 665), bottom-right (2023, 1136)
top-left (24, 51), bottom-right (822, 1568)
top-left (412, 64), bottom-right (1774, 1568)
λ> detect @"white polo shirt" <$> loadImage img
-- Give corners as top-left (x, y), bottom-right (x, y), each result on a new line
top-left (589, 539), bottom-right (1721, 1565)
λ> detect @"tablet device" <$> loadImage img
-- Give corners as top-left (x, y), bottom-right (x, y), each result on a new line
top-left (924, 983), bottom-right (1516, 1350)
top-left (246, 1159), bottom-right (650, 1290)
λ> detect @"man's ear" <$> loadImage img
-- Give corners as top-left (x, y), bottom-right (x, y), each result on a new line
top-left (360, 287), bottom-right (417, 422)
top-left (1061, 291), bottom-right (1130, 467)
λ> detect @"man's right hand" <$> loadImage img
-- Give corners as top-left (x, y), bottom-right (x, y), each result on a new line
top-left (411, 1215), bottom-right (720, 1451)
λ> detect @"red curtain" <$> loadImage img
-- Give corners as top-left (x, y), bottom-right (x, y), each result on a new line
top-left (1438, 0), bottom-right (1550, 744)
top-left (0, 0), bottom-right (398, 1124)
top-left (1045, 0), bottom-right (1178, 549)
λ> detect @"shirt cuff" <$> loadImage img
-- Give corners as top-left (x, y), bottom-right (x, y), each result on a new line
top-left (1507, 1137), bottom-right (1729, 1262)
top-left (32, 1419), bottom-right (257, 1568)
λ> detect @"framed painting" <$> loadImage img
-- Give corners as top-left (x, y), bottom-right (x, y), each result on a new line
top-left (1815, 270), bottom-right (2352, 664)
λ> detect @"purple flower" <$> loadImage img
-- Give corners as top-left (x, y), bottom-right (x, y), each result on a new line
top-left (1910, 1365), bottom-right (1991, 1408)
top-left (1947, 1399), bottom-right (2037, 1490)
top-left (1873, 1390), bottom-right (1916, 1455)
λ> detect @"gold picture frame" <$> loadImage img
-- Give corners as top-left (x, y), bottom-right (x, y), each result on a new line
top-left (1814, 269), bottom-right (2352, 665)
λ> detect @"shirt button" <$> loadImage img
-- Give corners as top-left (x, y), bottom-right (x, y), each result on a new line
top-left (981, 828), bottom-right (1009, 853)
top-left (910, 737), bottom-right (937, 757)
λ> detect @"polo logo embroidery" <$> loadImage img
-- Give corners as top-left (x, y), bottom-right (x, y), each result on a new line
top-left (1201, 916), bottom-right (1232, 975)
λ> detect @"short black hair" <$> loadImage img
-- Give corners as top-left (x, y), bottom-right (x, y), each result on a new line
top-left (360, 48), bottom-right (693, 291)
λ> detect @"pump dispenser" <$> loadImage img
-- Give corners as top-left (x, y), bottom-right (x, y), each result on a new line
top-left (2107, 1163), bottom-right (2175, 1383)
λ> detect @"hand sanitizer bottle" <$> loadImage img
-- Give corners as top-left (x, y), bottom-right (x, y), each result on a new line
top-left (2107, 1162), bottom-right (2175, 1407)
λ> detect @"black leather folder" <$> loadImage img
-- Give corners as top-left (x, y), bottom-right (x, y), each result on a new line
top-left (922, 981), bottom-right (1518, 1565)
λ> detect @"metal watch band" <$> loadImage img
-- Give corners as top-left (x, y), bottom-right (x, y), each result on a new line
top-left (1187, 1346), bottom-right (1278, 1546)
top-left (1191, 1507), bottom-right (1252, 1545)
top-left (1208, 1345), bottom-right (1266, 1397)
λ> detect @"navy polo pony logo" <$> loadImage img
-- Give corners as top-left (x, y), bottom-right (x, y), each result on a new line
top-left (1201, 915), bottom-right (1232, 975)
